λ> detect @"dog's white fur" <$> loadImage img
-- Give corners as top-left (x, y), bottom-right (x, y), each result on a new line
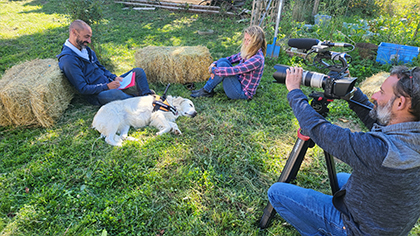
top-left (92, 95), bottom-right (197, 146)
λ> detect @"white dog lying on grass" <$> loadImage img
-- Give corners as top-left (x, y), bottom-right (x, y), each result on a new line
top-left (92, 95), bottom-right (197, 146)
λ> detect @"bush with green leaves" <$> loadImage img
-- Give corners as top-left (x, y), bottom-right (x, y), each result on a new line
top-left (64, 0), bottom-right (105, 27)
top-left (62, 0), bottom-right (113, 68)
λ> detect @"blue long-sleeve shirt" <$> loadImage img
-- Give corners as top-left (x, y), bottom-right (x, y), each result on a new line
top-left (57, 44), bottom-right (117, 104)
top-left (287, 88), bottom-right (420, 235)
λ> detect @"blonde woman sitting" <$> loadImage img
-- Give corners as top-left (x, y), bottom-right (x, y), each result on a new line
top-left (191, 25), bottom-right (267, 100)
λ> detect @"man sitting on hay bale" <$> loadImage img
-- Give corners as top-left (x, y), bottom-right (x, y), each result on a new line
top-left (191, 25), bottom-right (266, 100)
top-left (57, 20), bottom-right (154, 106)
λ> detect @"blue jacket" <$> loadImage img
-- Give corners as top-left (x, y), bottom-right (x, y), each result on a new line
top-left (288, 88), bottom-right (420, 235)
top-left (56, 45), bottom-right (117, 104)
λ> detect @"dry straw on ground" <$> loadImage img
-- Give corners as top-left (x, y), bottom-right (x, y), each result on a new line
top-left (359, 71), bottom-right (389, 100)
top-left (0, 58), bottom-right (75, 127)
top-left (135, 46), bottom-right (213, 84)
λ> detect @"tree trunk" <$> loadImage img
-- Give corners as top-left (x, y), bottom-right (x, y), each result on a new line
top-left (312, 0), bottom-right (320, 16)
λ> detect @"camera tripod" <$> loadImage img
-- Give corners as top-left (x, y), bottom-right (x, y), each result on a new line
top-left (259, 92), bottom-right (341, 229)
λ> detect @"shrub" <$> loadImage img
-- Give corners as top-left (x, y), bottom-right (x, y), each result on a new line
top-left (62, 0), bottom-right (113, 69)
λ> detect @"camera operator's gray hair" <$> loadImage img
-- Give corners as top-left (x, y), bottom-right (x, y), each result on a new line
top-left (390, 65), bottom-right (420, 121)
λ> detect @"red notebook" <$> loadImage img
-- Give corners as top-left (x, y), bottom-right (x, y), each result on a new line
top-left (118, 71), bottom-right (136, 90)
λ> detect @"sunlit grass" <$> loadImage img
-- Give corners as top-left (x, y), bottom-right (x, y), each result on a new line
top-left (0, 1), bottom-right (67, 39)
top-left (1, 0), bottom-right (420, 235)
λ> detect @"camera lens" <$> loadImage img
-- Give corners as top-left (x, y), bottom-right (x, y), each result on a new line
top-left (273, 64), bottom-right (326, 89)
top-left (272, 64), bottom-right (288, 84)
top-left (302, 71), bottom-right (325, 89)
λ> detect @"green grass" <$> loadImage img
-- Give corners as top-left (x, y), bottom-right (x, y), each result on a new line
top-left (1, 0), bottom-right (420, 235)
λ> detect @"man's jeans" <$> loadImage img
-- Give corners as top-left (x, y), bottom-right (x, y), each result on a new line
top-left (267, 172), bottom-right (350, 236)
top-left (97, 68), bottom-right (152, 105)
top-left (203, 58), bottom-right (248, 100)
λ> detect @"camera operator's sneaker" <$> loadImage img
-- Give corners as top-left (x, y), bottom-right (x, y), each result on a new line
top-left (190, 88), bottom-right (214, 98)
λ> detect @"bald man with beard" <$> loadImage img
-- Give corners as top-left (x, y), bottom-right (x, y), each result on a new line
top-left (57, 20), bottom-right (154, 106)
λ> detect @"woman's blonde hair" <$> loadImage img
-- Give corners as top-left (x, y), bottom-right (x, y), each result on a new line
top-left (240, 25), bottom-right (267, 60)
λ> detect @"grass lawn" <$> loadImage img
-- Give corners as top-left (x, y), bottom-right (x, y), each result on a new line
top-left (1, 0), bottom-right (420, 235)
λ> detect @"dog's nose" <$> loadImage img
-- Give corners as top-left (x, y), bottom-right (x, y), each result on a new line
top-left (191, 111), bottom-right (197, 118)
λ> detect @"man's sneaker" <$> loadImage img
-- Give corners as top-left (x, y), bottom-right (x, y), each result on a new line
top-left (190, 88), bottom-right (214, 98)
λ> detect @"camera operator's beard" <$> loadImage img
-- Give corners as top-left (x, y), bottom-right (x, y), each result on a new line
top-left (369, 96), bottom-right (396, 126)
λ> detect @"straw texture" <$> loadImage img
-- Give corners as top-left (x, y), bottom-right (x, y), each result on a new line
top-left (0, 58), bottom-right (75, 127)
top-left (359, 71), bottom-right (389, 100)
top-left (135, 46), bottom-right (213, 84)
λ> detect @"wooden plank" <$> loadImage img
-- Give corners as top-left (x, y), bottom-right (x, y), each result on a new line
top-left (115, 1), bottom-right (235, 14)
top-left (137, 4), bottom-right (234, 15)
top-left (116, 0), bottom-right (221, 10)
top-left (133, 7), bottom-right (156, 10)
top-left (132, 0), bottom-right (203, 5)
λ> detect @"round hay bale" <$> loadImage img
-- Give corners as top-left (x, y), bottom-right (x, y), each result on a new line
top-left (359, 71), bottom-right (389, 100)
top-left (0, 58), bottom-right (75, 127)
top-left (135, 46), bottom-right (213, 84)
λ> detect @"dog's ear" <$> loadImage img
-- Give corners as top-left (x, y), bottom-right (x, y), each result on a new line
top-left (173, 97), bottom-right (185, 106)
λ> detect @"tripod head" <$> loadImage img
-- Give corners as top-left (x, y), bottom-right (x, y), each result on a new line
top-left (309, 92), bottom-right (334, 118)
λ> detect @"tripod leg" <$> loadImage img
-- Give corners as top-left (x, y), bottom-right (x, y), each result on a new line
top-left (259, 137), bottom-right (313, 229)
top-left (324, 151), bottom-right (339, 194)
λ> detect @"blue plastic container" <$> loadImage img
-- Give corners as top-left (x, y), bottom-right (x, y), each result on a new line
top-left (314, 14), bottom-right (331, 26)
top-left (376, 42), bottom-right (419, 64)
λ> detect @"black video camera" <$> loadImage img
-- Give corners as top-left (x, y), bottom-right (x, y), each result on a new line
top-left (273, 38), bottom-right (357, 99)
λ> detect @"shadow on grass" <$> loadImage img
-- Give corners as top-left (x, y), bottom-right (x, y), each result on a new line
top-left (0, 1), bottom-right (306, 235)
top-left (2, 0), bottom-right (245, 74)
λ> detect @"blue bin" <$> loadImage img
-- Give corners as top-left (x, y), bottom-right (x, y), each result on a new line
top-left (314, 14), bottom-right (331, 26)
top-left (376, 42), bottom-right (419, 64)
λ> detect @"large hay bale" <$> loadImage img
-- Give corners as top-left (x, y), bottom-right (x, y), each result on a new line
top-left (0, 58), bottom-right (75, 127)
top-left (135, 46), bottom-right (213, 84)
top-left (359, 71), bottom-right (389, 100)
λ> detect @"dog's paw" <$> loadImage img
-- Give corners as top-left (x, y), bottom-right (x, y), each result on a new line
top-left (105, 136), bottom-right (123, 146)
top-left (125, 136), bottom-right (138, 141)
top-left (106, 140), bottom-right (123, 147)
top-left (173, 129), bottom-right (182, 135)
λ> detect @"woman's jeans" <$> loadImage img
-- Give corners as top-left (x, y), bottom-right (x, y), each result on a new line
top-left (267, 172), bottom-right (350, 236)
top-left (97, 68), bottom-right (152, 105)
top-left (203, 58), bottom-right (248, 100)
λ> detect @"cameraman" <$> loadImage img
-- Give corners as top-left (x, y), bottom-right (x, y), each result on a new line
top-left (268, 66), bottom-right (420, 235)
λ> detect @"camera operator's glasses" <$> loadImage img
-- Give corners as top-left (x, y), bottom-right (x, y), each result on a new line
top-left (402, 67), bottom-right (419, 97)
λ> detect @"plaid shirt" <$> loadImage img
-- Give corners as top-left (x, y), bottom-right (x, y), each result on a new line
top-left (212, 49), bottom-right (265, 99)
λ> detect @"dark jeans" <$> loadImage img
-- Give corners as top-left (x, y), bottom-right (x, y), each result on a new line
top-left (97, 68), bottom-right (152, 105)
top-left (203, 58), bottom-right (248, 100)
top-left (267, 172), bottom-right (350, 236)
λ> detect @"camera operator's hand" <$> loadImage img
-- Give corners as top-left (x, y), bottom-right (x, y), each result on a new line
top-left (286, 66), bottom-right (303, 91)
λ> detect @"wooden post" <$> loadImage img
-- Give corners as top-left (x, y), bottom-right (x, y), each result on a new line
top-left (250, 0), bottom-right (263, 26)
top-left (312, 0), bottom-right (320, 16)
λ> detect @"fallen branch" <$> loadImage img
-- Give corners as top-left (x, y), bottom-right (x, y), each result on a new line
top-left (115, 0), bottom-right (235, 15)
top-left (131, 7), bottom-right (156, 10)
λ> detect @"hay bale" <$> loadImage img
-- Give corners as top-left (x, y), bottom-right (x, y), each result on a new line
top-left (359, 71), bottom-right (389, 100)
top-left (135, 46), bottom-right (213, 84)
top-left (0, 58), bottom-right (75, 127)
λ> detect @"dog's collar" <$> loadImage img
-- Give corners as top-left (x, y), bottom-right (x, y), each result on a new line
top-left (152, 95), bottom-right (178, 115)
